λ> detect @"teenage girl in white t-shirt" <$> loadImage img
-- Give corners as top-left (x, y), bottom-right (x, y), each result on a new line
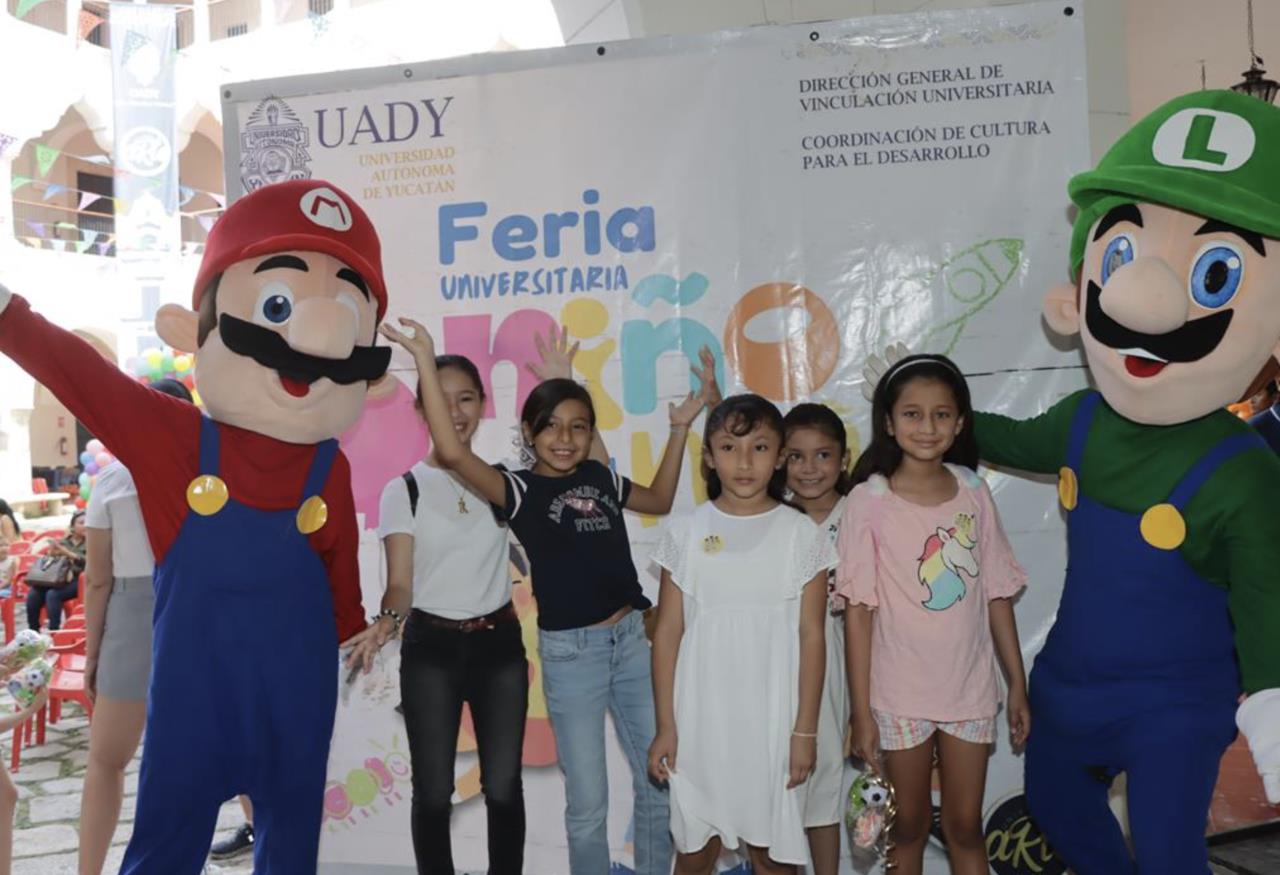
top-left (353, 353), bottom-right (529, 874)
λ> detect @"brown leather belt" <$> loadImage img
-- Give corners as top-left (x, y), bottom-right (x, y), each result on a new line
top-left (412, 602), bottom-right (516, 633)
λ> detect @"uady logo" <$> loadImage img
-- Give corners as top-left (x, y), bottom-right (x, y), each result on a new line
top-left (239, 98), bottom-right (313, 192)
top-left (918, 512), bottom-right (977, 611)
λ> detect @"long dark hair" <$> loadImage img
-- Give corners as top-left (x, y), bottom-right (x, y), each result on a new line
top-left (521, 378), bottom-right (595, 436)
top-left (0, 500), bottom-right (18, 536)
top-left (850, 354), bottom-right (978, 487)
top-left (416, 354), bottom-right (486, 408)
top-left (150, 378), bottom-right (193, 403)
top-left (702, 394), bottom-right (792, 505)
top-left (783, 403), bottom-right (854, 496)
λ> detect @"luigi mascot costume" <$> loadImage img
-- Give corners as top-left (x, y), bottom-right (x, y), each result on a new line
top-left (0, 179), bottom-right (396, 873)
top-left (970, 90), bottom-right (1280, 873)
top-left (871, 90), bottom-right (1280, 873)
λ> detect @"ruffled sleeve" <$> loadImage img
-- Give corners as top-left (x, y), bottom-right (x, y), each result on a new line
top-left (792, 514), bottom-right (838, 595)
top-left (835, 482), bottom-right (882, 609)
top-left (975, 478), bottom-right (1027, 600)
top-left (651, 515), bottom-right (691, 592)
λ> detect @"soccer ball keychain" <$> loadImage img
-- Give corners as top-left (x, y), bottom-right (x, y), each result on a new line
top-left (847, 771), bottom-right (898, 869)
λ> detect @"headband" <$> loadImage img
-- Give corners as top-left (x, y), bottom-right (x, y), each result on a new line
top-left (881, 354), bottom-right (963, 387)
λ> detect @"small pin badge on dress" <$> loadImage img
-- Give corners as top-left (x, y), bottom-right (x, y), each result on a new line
top-left (702, 534), bottom-right (723, 554)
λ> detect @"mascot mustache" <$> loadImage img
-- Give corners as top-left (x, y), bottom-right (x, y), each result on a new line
top-left (1085, 281), bottom-right (1232, 363)
top-left (219, 314), bottom-right (391, 385)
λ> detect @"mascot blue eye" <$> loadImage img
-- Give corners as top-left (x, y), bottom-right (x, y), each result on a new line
top-left (262, 295), bottom-right (292, 323)
top-left (1189, 244), bottom-right (1243, 310)
top-left (253, 283), bottom-right (295, 327)
top-left (1101, 234), bottom-right (1134, 284)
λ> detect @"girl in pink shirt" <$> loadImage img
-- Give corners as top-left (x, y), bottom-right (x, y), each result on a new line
top-left (837, 354), bottom-right (1029, 875)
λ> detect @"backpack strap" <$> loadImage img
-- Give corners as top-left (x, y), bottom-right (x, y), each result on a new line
top-left (403, 471), bottom-right (419, 517)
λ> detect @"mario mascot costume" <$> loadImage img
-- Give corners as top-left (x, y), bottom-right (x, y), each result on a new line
top-left (963, 90), bottom-right (1280, 873)
top-left (0, 179), bottom-right (391, 873)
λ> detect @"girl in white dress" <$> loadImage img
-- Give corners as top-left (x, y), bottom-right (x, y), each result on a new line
top-left (782, 403), bottom-right (853, 875)
top-left (649, 394), bottom-right (835, 873)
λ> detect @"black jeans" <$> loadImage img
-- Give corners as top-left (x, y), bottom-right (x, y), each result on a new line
top-left (400, 607), bottom-right (528, 875)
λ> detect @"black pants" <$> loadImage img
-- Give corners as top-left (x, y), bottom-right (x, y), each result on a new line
top-left (26, 581), bottom-right (75, 631)
top-left (400, 607), bottom-right (528, 875)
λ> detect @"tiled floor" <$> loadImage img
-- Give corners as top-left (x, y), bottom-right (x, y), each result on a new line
top-left (5, 704), bottom-right (254, 874)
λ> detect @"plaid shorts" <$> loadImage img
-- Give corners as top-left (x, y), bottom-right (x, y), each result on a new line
top-left (872, 709), bottom-right (996, 750)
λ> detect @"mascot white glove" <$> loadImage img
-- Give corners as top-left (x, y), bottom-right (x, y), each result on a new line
top-left (861, 342), bottom-right (912, 402)
top-left (1237, 688), bottom-right (1280, 804)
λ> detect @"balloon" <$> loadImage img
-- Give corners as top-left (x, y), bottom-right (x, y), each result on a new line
top-left (78, 473), bottom-right (89, 489)
top-left (191, 389), bottom-right (202, 407)
top-left (174, 355), bottom-right (191, 373)
top-left (161, 353), bottom-right (175, 373)
top-left (90, 474), bottom-right (97, 487)
top-left (78, 451), bottom-right (92, 466)
top-left (143, 348), bottom-right (163, 369)
top-left (84, 462), bottom-right (98, 476)
top-left (94, 452), bottom-right (111, 468)
top-left (85, 439), bottom-right (104, 455)
top-left (74, 498), bottom-right (86, 510)
top-left (182, 374), bottom-right (195, 390)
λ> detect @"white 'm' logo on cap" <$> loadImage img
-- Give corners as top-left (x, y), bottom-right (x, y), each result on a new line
top-left (1151, 109), bottom-right (1255, 172)
top-left (299, 187), bottom-right (353, 231)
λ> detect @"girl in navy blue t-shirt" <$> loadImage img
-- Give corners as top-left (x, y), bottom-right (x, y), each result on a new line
top-left (381, 317), bottom-right (708, 875)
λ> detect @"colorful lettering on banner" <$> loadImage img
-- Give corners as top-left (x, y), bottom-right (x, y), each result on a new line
top-left (723, 282), bottom-right (839, 402)
top-left (560, 299), bottom-right (623, 430)
top-left (441, 309), bottom-right (558, 416)
top-left (630, 431), bottom-right (707, 527)
top-left (620, 272), bottom-right (724, 416)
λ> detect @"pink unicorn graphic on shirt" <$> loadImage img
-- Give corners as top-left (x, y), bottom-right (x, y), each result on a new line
top-left (917, 513), bottom-right (979, 611)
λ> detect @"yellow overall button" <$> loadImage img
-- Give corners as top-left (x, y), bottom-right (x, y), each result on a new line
top-left (1140, 503), bottom-right (1186, 551)
top-left (1057, 467), bottom-right (1078, 511)
top-left (186, 475), bottom-right (229, 516)
top-left (296, 495), bottom-right (329, 535)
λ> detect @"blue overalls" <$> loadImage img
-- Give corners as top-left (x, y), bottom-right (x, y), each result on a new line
top-left (1025, 392), bottom-right (1258, 874)
top-left (121, 417), bottom-right (340, 874)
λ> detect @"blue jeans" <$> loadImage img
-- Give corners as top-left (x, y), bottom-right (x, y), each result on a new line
top-left (538, 610), bottom-right (672, 875)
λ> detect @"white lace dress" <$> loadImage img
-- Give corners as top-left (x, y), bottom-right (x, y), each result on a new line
top-left (652, 502), bottom-right (837, 862)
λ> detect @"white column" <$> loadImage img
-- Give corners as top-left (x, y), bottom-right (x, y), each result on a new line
top-left (65, 0), bottom-right (79, 46)
top-left (194, 0), bottom-right (211, 44)
top-left (258, 0), bottom-right (277, 30)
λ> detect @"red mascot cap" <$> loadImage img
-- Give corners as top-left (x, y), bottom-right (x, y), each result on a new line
top-left (192, 179), bottom-right (387, 321)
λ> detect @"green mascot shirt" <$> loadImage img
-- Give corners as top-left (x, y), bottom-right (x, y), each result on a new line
top-left (976, 398), bottom-right (1280, 694)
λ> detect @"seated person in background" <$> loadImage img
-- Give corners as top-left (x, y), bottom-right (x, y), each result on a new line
top-left (26, 511), bottom-right (87, 631)
top-left (0, 500), bottom-right (19, 546)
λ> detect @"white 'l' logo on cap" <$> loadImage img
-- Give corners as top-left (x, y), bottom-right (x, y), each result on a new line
top-left (299, 186), bottom-right (353, 231)
top-left (1152, 109), bottom-right (1255, 172)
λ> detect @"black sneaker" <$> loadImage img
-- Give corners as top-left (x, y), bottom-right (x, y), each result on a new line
top-left (209, 823), bottom-right (254, 860)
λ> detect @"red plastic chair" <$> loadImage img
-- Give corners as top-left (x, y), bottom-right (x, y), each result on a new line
top-left (48, 629), bottom-right (85, 650)
top-left (47, 664), bottom-right (91, 724)
top-left (6, 543), bottom-right (30, 557)
top-left (9, 704), bottom-right (45, 774)
top-left (0, 573), bottom-right (29, 644)
top-left (19, 532), bottom-right (36, 543)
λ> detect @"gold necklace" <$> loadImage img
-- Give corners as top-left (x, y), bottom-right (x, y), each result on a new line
top-left (442, 472), bottom-right (470, 514)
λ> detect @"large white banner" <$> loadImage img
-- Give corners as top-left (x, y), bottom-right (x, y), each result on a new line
top-left (224, 4), bottom-right (1090, 872)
